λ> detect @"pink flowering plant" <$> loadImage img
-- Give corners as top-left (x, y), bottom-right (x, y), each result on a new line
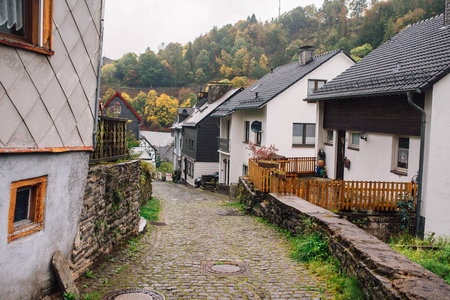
top-left (105, 102), bottom-right (121, 117)
top-left (247, 141), bottom-right (278, 161)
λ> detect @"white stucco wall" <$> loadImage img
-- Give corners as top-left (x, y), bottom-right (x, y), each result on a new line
top-left (228, 108), bottom-right (267, 184)
top-left (265, 52), bottom-right (354, 158)
top-left (185, 160), bottom-right (219, 186)
top-left (422, 73), bottom-right (450, 236)
top-left (0, 153), bottom-right (89, 300)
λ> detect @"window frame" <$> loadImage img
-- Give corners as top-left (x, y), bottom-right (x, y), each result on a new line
top-left (255, 131), bottom-right (262, 145)
top-left (348, 132), bottom-right (360, 151)
top-left (8, 175), bottom-right (47, 243)
top-left (0, 0), bottom-right (54, 55)
top-left (325, 130), bottom-right (334, 146)
top-left (391, 136), bottom-right (409, 176)
top-left (243, 121), bottom-right (250, 143)
top-left (307, 79), bottom-right (327, 96)
top-left (292, 123), bottom-right (316, 147)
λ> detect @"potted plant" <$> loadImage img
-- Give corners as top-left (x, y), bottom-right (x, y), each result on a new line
top-left (247, 142), bottom-right (279, 168)
top-left (274, 170), bottom-right (286, 180)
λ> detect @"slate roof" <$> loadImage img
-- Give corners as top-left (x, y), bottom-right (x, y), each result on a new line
top-left (183, 88), bottom-right (242, 126)
top-left (104, 92), bottom-right (143, 122)
top-left (211, 50), bottom-right (349, 117)
top-left (140, 131), bottom-right (173, 147)
top-left (306, 14), bottom-right (450, 101)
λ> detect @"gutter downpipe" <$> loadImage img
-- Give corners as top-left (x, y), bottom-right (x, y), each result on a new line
top-left (407, 91), bottom-right (426, 237)
top-left (93, 0), bottom-right (106, 149)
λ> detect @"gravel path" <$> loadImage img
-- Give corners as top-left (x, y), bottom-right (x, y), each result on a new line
top-left (77, 181), bottom-right (328, 299)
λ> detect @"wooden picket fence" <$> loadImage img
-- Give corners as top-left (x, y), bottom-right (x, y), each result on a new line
top-left (271, 176), bottom-right (417, 212)
top-left (273, 157), bottom-right (316, 176)
top-left (248, 157), bottom-right (316, 193)
top-left (91, 116), bottom-right (128, 163)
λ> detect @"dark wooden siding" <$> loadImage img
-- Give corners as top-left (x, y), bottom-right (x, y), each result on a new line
top-left (105, 95), bottom-right (141, 139)
top-left (197, 117), bottom-right (220, 162)
top-left (323, 94), bottom-right (424, 136)
top-left (181, 127), bottom-right (196, 160)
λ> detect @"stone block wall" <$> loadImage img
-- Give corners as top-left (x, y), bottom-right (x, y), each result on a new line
top-left (259, 193), bottom-right (450, 299)
top-left (71, 161), bottom-right (142, 279)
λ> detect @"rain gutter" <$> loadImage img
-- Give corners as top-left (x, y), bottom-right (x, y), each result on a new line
top-left (407, 91), bottom-right (426, 237)
top-left (93, 0), bottom-right (106, 149)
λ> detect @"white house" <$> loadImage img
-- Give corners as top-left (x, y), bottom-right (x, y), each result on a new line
top-left (211, 48), bottom-right (354, 185)
top-left (306, 8), bottom-right (450, 236)
top-left (0, 0), bottom-right (104, 298)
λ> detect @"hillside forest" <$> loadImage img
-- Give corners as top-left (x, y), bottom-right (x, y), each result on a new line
top-left (101, 0), bottom-right (445, 131)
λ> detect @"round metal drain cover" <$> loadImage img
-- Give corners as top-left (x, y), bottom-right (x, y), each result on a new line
top-left (211, 264), bottom-right (241, 273)
top-left (101, 288), bottom-right (165, 300)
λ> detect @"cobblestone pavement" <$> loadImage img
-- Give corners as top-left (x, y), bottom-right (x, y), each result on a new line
top-left (77, 182), bottom-right (329, 299)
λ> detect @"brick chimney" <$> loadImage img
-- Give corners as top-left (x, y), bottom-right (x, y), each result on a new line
top-left (445, 0), bottom-right (450, 26)
top-left (298, 46), bottom-right (314, 66)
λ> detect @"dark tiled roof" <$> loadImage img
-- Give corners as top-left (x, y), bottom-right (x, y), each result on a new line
top-left (306, 14), bottom-right (450, 101)
top-left (211, 50), bottom-right (348, 117)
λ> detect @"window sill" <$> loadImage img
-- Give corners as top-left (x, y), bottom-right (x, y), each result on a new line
top-left (292, 144), bottom-right (315, 148)
top-left (324, 142), bottom-right (333, 146)
top-left (347, 146), bottom-right (359, 151)
top-left (243, 141), bottom-right (249, 144)
top-left (9, 221), bottom-right (44, 243)
top-left (0, 37), bottom-right (54, 55)
top-left (391, 169), bottom-right (408, 176)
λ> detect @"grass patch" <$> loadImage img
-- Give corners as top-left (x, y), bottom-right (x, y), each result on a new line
top-left (140, 197), bottom-right (160, 221)
top-left (222, 201), bottom-right (246, 212)
top-left (257, 217), bottom-right (365, 300)
top-left (391, 233), bottom-right (450, 284)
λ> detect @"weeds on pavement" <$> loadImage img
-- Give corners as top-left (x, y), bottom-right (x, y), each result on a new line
top-left (140, 197), bottom-right (160, 221)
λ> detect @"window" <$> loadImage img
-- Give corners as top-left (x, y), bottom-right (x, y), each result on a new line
top-left (325, 130), bottom-right (333, 145)
top-left (348, 132), bottom-right (360, 150)
top-left (0, 0), bottom-right (54, 55)
top-left (308, 80), bottom-right (326, 96)
top-left (256, 131), bottom-right (262, 145)
top-left (244, 121), bottom-right (250, 143)
top-left (293, 123), bottom-right (315, 146)
top-left (243, 165), bottom-right (248, 176)
top-left (391, 137), bottom-right (409, 176)
top-left (186, 161), bottom-right (194, 178)
top-left (8, 175), bottom-right (47, 242)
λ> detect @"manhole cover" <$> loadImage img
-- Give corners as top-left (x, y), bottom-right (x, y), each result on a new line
top-left (201, 261), bottom-right (252, 276)
top-left (101, 288), bottom-right (165, 300)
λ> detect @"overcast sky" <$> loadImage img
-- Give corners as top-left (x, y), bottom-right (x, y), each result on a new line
top-left (103, 0), bottom-right (326, 60)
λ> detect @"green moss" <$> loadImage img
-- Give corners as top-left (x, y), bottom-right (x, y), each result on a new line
top-left (140, 197), bottom-right (160, 221)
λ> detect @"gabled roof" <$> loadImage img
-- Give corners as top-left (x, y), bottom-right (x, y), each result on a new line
top-left (104, 92), bottom-right (143, 122)
top-left (183, 88), bottom-right (242, 126)
top-left (211, 49), bottom-right (350, 117)
top-left (140, 131), bottom-right (172, 147)
top-left (306, 14), bottom-right (450, 101)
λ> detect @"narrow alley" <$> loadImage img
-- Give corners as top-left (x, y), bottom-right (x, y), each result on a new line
top-left (77, 181), bottom-right (328, 299)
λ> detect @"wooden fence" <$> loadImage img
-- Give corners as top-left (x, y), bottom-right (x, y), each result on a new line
top-left (273, 157), bottom-right (316, 176)
top-left (248, 159), bottom-right (275, 193)
top-left (91, 116), bottom-right (127, 163)
top-left (271, 176), bottom-right (417, 212)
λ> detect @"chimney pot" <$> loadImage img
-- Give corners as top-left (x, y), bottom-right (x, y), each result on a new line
top-left (298, 46), bottom-right (314, 66)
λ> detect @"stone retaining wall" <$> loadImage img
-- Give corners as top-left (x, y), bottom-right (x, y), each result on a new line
top-left (71, 161), bottom-right (142, 279)
top-left (260, 193), bottom-right (450, 299)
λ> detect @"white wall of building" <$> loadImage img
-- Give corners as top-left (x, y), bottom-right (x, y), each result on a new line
top-left (185, 160), bottom-right (219, 186)
top-left (422, 73), bottom-right (450, 236)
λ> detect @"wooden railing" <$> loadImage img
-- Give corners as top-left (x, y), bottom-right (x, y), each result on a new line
top-left (248, 159), bottom-right (277, 193)
top-left (273, 157), bottom-right (316, 176)
top-left (91, 116), bottom-right (127, 163)
top-left (271, 176), bottom-right (417, 212)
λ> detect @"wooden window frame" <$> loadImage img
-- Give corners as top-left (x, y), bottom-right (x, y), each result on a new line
top-left (0, 0), bottom-right (54, 55)
top-left (8, 175), bottom-right (47, 243)
top-left (292, 123), bottom-right (315, 147)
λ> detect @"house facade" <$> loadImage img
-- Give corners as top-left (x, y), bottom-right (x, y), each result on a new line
top-left (307, 10), bottom-right (450, 236)
top-left (0, 1), bottom-right (104, 299)
top-left (212, 49), bottom-right (354, 185)
top-left (104, 92), bottom-right (142, 139)
top-left (179, 85), bottom-right (241, 186)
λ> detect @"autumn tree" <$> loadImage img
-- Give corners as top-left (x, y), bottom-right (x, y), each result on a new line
top-left (153, 94), bottom-right (178, 127)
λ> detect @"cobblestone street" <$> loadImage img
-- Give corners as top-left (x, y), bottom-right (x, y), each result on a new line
top-left (77, 181), bottom-right (328, 299)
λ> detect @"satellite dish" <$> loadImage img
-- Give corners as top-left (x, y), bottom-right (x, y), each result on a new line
top-left (251, 121), bottom-right (262, 133)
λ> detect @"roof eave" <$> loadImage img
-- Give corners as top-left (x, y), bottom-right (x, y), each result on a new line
top-left (305, 89), bottom-right (418, 101)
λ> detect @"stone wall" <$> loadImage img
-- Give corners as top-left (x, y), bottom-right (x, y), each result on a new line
top-left (71, 160), bottom-right (142, 279)
top-left (259, 193), bottom-right (450, 299)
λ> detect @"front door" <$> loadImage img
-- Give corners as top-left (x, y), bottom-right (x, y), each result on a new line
top-left (336, 130), bottom-right (346, 180)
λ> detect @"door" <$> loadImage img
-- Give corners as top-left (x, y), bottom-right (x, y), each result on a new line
top-left (336, 130), bottom-right (346, 180)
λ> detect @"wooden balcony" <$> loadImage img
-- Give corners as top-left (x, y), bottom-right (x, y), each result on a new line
top-left (217, 137), bottom-right (230, 153)
top-left (270, 176), bottom-right (417, 212)
top-left (91, 116), bottom-right (128, 163)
